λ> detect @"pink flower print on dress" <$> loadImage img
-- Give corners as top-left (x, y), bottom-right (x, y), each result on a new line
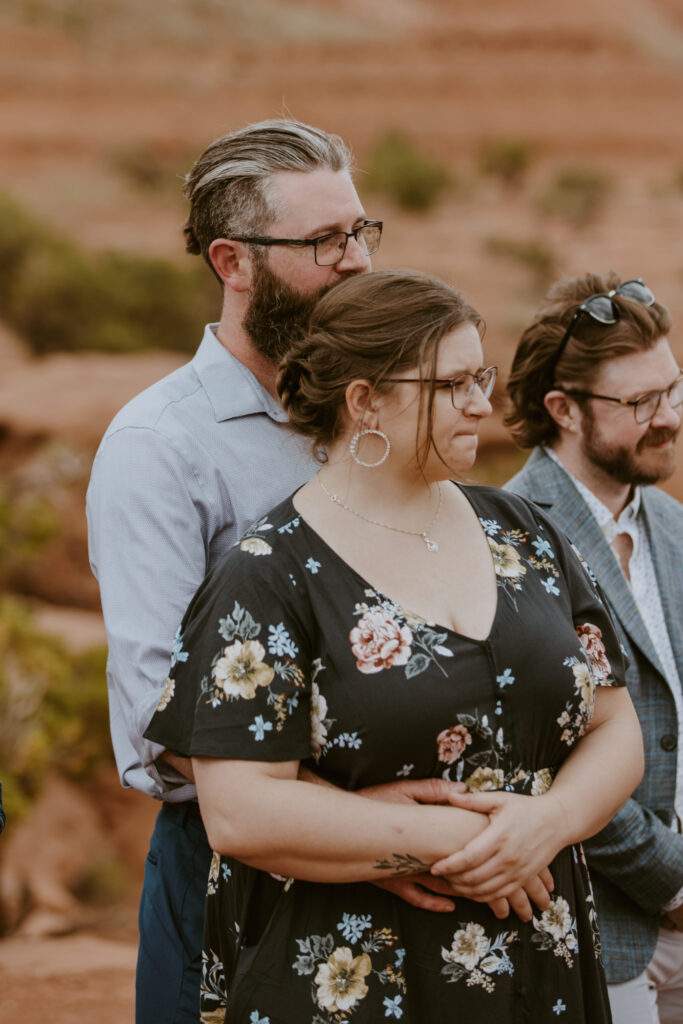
top-left (575, 623), bottom-right (612, 680)
top-left (349, 607), bottom-right (413, 674)
top-left (436, 724), bottom-right (473, 764)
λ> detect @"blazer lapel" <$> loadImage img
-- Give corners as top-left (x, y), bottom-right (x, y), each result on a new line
top-left (514, 450), bottom-right (668, 681)
top-left (642, 490), bottom-right (683, 685)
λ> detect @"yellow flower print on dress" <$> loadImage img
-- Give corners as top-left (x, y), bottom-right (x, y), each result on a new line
top-left (487, 538), bottom-right (527, 582)
top-left (207, 851), bottom-right (220, 896)
top-left (310, 681), bottom-right (329, 761)
top-left (465, 766), bottom-right (505, 791)
top-left (441, 922), bottom-right (517, 992)
top-left (314, 947), bottom-right (372, 1014)
top-left (240, 537), bottom-right (273, 556)
top-left (155, 677), bottom-right (175, 711)
top-left (212, 639), bottom-right (275, 699)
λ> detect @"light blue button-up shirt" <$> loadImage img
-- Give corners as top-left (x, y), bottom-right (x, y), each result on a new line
top-left (86, 325), bottom-right (318, 800)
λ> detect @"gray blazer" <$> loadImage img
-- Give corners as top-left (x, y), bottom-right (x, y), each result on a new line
top-left (506, 447), bottom-right (683, 983)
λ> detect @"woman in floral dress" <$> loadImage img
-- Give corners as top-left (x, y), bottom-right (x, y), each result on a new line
top-left (146, 270), bottom-right (643, 1024)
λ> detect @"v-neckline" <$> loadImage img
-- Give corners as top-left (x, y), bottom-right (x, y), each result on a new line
top-left (290, 482), bottom-right (500, 645)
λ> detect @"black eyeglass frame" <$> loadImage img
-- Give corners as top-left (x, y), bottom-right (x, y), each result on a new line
top-left (385, 366), bottom-right (498, 409)
top-left (227, 220), bottom-right (383, 267)
top-left (561, 372), bottom-right (683, 425)
top-left (547, 278), bottom-right (655, 382)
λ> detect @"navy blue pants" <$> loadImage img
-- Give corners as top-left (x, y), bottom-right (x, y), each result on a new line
top-left (136, 801), bottom-right (213, 1024)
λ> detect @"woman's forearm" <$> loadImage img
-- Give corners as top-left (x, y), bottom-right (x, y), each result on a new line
top-left (194, 757), bottom-right (489, 884)
top-left (542, 685), bottom-right (644, 848)
top-left (430, 686), bottom-right (644, 896)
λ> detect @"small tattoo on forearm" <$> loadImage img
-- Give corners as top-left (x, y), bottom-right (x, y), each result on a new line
top-left (373, 853), bottom-right (432, 876)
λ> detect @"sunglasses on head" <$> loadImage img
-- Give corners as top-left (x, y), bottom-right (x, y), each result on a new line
top-left (547, 278), bottom-right (655, 382)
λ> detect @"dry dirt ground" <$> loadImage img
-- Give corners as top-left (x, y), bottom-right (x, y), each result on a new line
top-left (1, 0), bottom-right (683, 1018)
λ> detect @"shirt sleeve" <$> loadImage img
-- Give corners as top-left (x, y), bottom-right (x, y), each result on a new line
top-left (144, 538), bottom-right (315, 764)
top-left (87, 425), bottom-right (217, 799)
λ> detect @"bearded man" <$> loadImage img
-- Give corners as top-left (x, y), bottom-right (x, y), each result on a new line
top-left (505, 272), bottom-right (683, 1024)
top-left (87, 119), bottom-right (464, 1024)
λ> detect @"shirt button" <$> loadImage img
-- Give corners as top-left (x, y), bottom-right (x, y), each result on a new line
top-left (660, 734), bottom-right (678, 752)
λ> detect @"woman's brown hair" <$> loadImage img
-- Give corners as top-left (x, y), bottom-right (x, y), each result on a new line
top-left (277, 269), bottom-right (484, 464)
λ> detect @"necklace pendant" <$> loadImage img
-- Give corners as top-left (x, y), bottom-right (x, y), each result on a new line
top-left (422, 533), bottom-right (439, 553)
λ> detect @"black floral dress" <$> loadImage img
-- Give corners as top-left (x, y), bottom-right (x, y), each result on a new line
top-left (146, 485), bottom-right (627, 1024)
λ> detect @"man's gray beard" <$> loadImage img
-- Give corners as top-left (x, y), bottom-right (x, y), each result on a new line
top-left (580, 406), bottom-right (678, 486)
top-left (242, 256), bottom-right (332, 363)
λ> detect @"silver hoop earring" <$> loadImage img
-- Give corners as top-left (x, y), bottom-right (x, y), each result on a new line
top-left (349, 429), bottom-right (391, 468)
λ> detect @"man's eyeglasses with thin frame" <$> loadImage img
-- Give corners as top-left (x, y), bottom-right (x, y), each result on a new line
top-left (562, 372), bottom-right (683, 425)
top-left (548, 278), bottom-right (655, 381)
top-left (228, 220), bottom-right (382, 267)
top-left (386, 366), bottom-right (497, 410)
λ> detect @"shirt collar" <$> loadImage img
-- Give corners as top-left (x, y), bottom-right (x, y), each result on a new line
top-left (191, 324), bottom-right (288, 423)
top-left (544, 447), bottom-right (642, 541)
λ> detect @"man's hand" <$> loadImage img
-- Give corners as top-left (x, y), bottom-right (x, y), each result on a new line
top-left (357, 777), bottom-right (467, 808)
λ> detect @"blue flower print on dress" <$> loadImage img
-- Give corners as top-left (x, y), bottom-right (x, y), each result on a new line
top-left (532, 535), bottom-right (555, 559)
top-left (170, 627), bottom-right (189, 668)
top-left (306, 557), bottom-right (322, 574)
top-left (541, 577), bottom-right (561, 596)
top-left (496, 668), bottom-right (515, 688)
top-left (553, 999), bottom-right (567, 1015)
top-left (249, 715), bottom-right (273, 741)
top-left (383, 994), bottom-right (404, 1018)
top-left (337, 913), bottom-right (372, 943)
top-left (268, 622), bottom-right (299, 658)
top-left (249, 1012), bottom-right (271, 1024)
top-left (277, 516), bottom-right (301, 535)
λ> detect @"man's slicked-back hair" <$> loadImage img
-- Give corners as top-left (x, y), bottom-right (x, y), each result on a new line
top-left (505, 271), bottom-right (672, 449)
top-left (183, 119), bottom-right (353, 268)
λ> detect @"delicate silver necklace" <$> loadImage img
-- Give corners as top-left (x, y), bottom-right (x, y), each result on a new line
top-left (317, 475), bottom-right (442, 552)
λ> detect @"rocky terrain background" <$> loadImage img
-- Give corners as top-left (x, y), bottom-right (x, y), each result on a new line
top-left (1, 0), bottom-right (682, 1019)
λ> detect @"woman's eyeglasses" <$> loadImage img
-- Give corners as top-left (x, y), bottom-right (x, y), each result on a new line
top-left (547, 278), bottom-right (655, 381)
top-left (386, 366), bottom-right (497, 410)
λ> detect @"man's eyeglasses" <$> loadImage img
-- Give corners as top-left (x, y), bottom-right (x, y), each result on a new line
top-left (228, 220), bottom-right (382, 267)
top-left (548, 278), bottom-right (655, 381)
top-left (386, 366), bottom-right (497, 410)
top-left (562, 372), bottom-right (683, 425)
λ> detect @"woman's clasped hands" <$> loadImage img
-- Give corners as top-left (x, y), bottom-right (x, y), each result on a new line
top-left (433, 787), bottom-right (568, 922)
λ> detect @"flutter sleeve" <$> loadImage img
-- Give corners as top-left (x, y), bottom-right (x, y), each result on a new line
top-left (532, 503), bottom-right (628, 690)
top-left (144, 532), bottom-right (315, 763)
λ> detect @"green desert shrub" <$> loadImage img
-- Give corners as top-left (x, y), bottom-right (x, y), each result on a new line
top-left (0, 596), bottom-right (110, 821)
top-left (537, 166), bottom-right (612, 225)
top-left (484, 236), bottom-right (557, 288)
top-left (478, 138), bottom-right (533, 189)
top-left (0, 190), bottom-right (218, 354)
top-left (367, 131), bottom-right (452, 211)
top-left (0, 484), bottom-right (59, 579)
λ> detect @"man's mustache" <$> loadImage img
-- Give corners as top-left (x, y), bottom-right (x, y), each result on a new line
top-left (638, 426), bottom-right (679, 450)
